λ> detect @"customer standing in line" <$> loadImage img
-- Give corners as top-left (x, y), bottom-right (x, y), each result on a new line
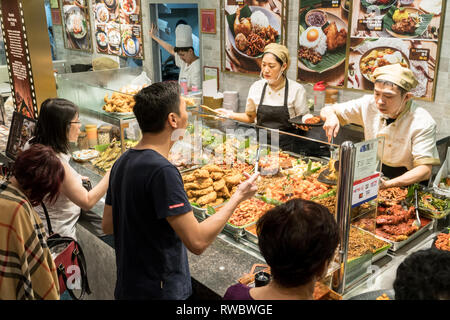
top-left (29, 98), bottom-right (110, 240)
top-left (0, 144), bottom-right (64, 300)
top-left (224, 199), bottom-right (339, 300)
top-left (102, 81), bottom-right (259, 300)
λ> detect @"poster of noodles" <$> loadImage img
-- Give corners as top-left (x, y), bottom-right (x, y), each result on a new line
top-left (297, 0), bottom-right (350, 87)
top-left (223, 0), bottom-right (288, 75)
top-left (92, 0), bottom-right (143, 59)
top-left (347, 0), bottom-right (445, 100)
top-left (61, 0), bottom-right (93, 52)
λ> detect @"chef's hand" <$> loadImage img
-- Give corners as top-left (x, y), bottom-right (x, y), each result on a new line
top-left (232, 172), bottom-right (259, 203)
top-left (216, 108), bottom-right (234, 119)
top-left (379, 177), bottom-right (393, 190)
top-left (322, 113), bottom-right (340, 143)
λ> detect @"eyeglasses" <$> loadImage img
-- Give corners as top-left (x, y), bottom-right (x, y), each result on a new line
top-left (70, 121), bottom-right (81, 124)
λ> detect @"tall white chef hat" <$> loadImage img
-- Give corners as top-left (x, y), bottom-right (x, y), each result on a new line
top-left (175, 24), bottom-right (193, 48)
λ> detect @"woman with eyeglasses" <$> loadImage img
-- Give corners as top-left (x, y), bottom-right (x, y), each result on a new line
top-left (29, 98), bottom-right (110, 240)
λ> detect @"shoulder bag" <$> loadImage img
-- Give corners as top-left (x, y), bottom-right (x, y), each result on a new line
top-left (41, 202), bottom-right (91, 300)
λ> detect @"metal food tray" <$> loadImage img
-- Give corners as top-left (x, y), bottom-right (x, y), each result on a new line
top-left (207, 212), bottom-right (258, 241)
top-left (356, 219), bottom-right (435, 252)
top-left (244, 227), bottom-right (258, 245)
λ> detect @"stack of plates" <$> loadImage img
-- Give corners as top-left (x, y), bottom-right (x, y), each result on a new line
top-left (223, 91), bottom-right (239, 112)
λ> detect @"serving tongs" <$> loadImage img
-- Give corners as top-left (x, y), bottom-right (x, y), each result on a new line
top-left (254, 146), bottom-right (261, 174)
top-left (413, 188), bottom-right (422, 228)
top-left (199, 104), bottom-right (220, 114)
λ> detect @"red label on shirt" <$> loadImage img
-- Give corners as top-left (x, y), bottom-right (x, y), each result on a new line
top-left (169, 203), bottom-right (185, 210)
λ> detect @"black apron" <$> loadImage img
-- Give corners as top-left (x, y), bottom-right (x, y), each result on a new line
top-left (255, 81), bottom-right (328, 156)
top-left (256, 80), bottom-right (298, 152)
top-left (382, 164), bottom-right (408, 180)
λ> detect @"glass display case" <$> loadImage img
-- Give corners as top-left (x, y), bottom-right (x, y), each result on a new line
top-left (56, 71), bottom-right (439, 297)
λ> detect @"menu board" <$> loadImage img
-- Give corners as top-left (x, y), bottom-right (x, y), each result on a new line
top-left (92, 0), bottom-right (143, 59)
top-left (297, 0), bottom-right (349, 87)
top-left (297, 0), bottom-right (446, 101)
top-left (61, 0), bottom-right (93, 52)
top-left (223, 0), bottom-right (287, 75)
top-left (0, 0), bottom-right (38, 119)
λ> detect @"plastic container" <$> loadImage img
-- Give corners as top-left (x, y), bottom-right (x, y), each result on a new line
top-left (98, 125), bottom-right (112, 145)
top-left (77, 132), bottom-right (89, 150)
top-left (180, 77), bottom-right (188, 95)
top-left (85, 124), bottom-right (98, 148)
top-left (313, 81), bottom-right (326, 112)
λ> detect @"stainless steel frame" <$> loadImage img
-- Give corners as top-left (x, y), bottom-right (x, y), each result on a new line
top-left (332, 141), bottom-right (356, 294)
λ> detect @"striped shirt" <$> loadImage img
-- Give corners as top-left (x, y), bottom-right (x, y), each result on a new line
top-left (0, 181), bottom-right (59, 300)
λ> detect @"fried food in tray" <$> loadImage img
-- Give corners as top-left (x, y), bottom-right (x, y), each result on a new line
top-left (353, 204), bottom-right (432, 242)
top-left (434, 231), bottom-right (450, 251)
top-left (91, 140), bottom-right (137, 171)
top-left (376, 293), bottom-right (391, 300)
top-left (102, 92), bottom-right (135, 113)
top-left (377, 187), bottom-right (408, 206)
top-left (226, 198), bottom-right (274, 227)
top-left (183, 166), bottom-right (245, 209)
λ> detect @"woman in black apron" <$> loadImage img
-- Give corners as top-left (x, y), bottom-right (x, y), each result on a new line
top-left (217, 43), bottom-right (312, 155)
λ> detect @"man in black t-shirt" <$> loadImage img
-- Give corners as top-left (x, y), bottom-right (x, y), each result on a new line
top-left (102, 81), bottom-right (258, 300)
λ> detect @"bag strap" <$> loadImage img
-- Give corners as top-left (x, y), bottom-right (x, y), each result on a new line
top-left (40, 202), bottom-right (54, 236)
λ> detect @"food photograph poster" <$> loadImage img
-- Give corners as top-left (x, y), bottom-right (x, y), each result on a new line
top-left (223, 0), bottom-right (287, 75)
top-left (297, 0), bottom-right (350, 87)
top-left (348, 0), bottom-right (445, 100)
top-left (92, 0), bottom-right (144, 59)
top-left (61, 0), bottom-right (93, 52)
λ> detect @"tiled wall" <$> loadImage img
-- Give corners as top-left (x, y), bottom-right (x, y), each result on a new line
top-left (52, 0), bottom-right (449, 140)
top-left (196, 0), bottom-right (450, 140)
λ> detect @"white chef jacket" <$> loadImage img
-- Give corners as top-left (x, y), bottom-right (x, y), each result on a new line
top-left (175, 53), bottom-right (201, 89)
top-left (333, 94), bottom-right (440, 170)
top-left (245, 79), bottom-right (308, 120)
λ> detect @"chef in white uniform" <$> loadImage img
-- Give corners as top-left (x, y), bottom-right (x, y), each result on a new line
top-left (149, 23), bottom-right (201, 89)
top-left (320, 64), bottom-right (440, 188)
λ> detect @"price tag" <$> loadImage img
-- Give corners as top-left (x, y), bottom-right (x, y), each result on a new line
top-left (357, 18), bottom-right (383, 31)
top-left (409, 48), bottom-right (430, 62)
top-left (322, 0), bottom-right (340, 8)
top-left (352, 173), bottom-right (380, 208)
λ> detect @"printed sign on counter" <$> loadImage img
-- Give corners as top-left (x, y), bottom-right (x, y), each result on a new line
top-left (352, 173), bottom-right (381, 208)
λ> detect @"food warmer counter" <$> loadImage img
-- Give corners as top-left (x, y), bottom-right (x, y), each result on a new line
top-left (56, 72), bottom-right (445, 297)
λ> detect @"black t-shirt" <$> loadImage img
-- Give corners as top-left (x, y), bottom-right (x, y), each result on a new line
top-left (105, 149), bottom-right (193, 300)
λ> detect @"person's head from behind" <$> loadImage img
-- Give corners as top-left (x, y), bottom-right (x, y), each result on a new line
top-left (394, 249), bottom-right (450, 300)
top-left (256, 198), bottom-right (339, 289)
top-left (133, 81), bottom-right (187, 139)
top-left (32, 98), bottom-right (81, 154)
top-left (13, 144), bottom-right (65, 206)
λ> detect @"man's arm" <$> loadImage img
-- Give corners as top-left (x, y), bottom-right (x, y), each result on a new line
top-left (102, 204), bottom-right (113, 234)
top-left (167, 173), bottom-right (259, 255)
top-left (380, 164), bottom-right (432, 189)
top-left (149, 24), bottom-right (175, 56)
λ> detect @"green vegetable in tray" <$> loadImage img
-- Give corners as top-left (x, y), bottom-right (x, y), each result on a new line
top-left (419, 192), bottom-right (449, 212)
top-left (311, 188), bottom-right (337, 200)
top-left (259, 196), bottom-right (283, 206)
top-left (207, 206), bottom-right (216, 215)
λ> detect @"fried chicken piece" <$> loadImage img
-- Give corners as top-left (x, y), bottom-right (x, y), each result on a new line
top-left (211, 172), bottom-right (225, 181)
top-left (324, 22), bottom-right (347, 52)
top-left (188, 197), bottom-right (197, 203)
top-left (210, 198), bottom-right (225, 207)
top-left (203, 164), bottom-right (224, 173)
top-left (213, 179), bottom-right (226, 191)
top-left (191, 186), bottom-right (214, 197)
top-left (184, 178), bottom-right (213, 190)
top-left (187, 190), bottom-right (194, 198)
top-left (217, 185), bottom-right (231, 198)
top-left (183, 174), bottom-right (195, 183)
top-left (224, 174), bottom-right (243, 186)
top-left (193, 169), bottom-right (210, 179)
top-left (197, 191), bottom-right (217, 206)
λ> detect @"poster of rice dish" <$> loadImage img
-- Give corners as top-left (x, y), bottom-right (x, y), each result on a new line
top-left (92, 0), bottom-right (143, 59)
top-left (297, 0), bottom-right (350, 87)
top-left (347, 0), bottom-right (445, 100)
top-left (61, 0), bottom-right (93, 52)
top-left (223, 0), bottom-right (288, 75)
